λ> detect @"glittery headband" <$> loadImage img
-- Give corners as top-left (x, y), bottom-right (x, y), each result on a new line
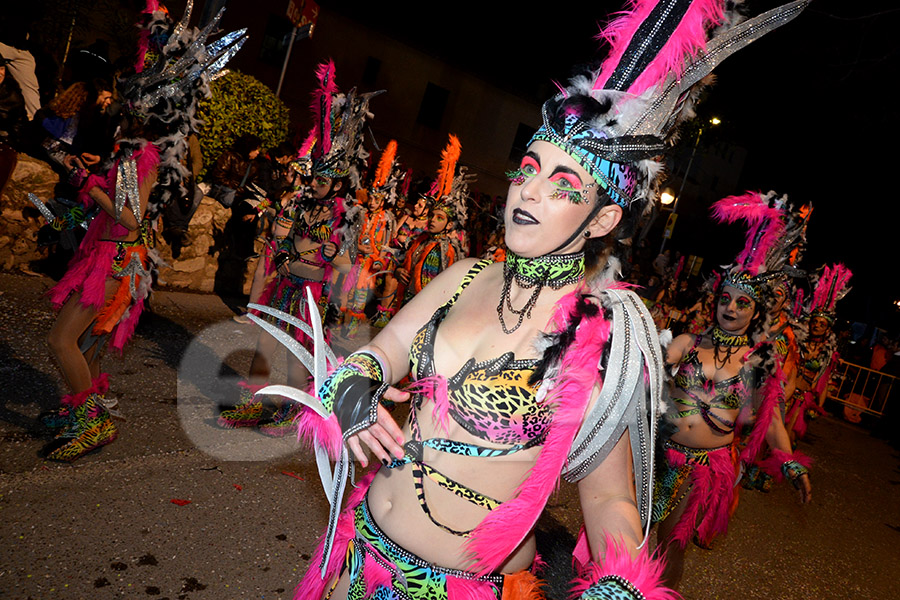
top-left (529, 102), bottom-right (661, 207)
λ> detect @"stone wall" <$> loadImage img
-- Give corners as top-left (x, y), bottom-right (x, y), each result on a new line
top-left (0, 153), bottom-right (256, 295)
top-left (0, 154), bottom-right (57, 272)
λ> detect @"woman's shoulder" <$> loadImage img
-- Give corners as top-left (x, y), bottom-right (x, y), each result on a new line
top-left (666, 332), bottom-right (697, 365)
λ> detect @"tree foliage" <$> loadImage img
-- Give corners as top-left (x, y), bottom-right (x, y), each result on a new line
top-left (197, 70), bottom-right (290, 178)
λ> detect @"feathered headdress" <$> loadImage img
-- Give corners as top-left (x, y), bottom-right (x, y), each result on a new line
top-left (809, 264), bottom-right (852, 323)
top-left (368, 140), bottom-right (402, 206)
top-left (309, 59), bottom-right (385, 189)
top-left (427, 135), bottom-right (473, 228)
top-left (119, 0), bottom-right (247, 220)
top-left (711, 190), bottom-right (809, 302)
top-left (529, 0), bottom-right (809, 214)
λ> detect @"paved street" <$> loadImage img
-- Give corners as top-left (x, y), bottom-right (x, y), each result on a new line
top-left (1, 271), bottom-right (898, 600)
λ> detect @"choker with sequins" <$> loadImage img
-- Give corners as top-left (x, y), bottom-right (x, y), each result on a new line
top-left (711, 325), bottom-right (749, 348)
top-left (497, 251), bottom-right (585, 334)
top-left (506, 251), bottom-right (585, 288)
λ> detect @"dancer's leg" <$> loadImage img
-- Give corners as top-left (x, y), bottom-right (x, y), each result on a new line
top-left (655, 483), bottom-right (694, 590)
top-left (47, 279), bottom-right (116, 394)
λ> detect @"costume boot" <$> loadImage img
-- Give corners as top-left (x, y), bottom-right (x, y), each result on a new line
top-left (45, 374), bottom-right (117, 462)
top-left (258, 401), bottom-right (301, 437)
top-left (372, 302), bottom-right (397, 329)
top-left (217, 381), bottom-right (266, 428)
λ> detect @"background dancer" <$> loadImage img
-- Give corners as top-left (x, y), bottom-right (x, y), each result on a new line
top-left (339, 140), bottom-right (400, 337)
top-left (391, 134), bottom-right (468, 312)
top-left (218, 61), bottom-right (374, 436)
top-left (42, 1), bottom-right (245, 461)
top-left (654, 191), bottom-right (812, 588)
top-left (786, 264), bottom-right (852, 442)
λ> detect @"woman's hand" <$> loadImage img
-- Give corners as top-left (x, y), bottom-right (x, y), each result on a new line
top-left (395, 267), bottom-right (410, 285)
top-left (80, 152), bottom-right (101, 167)
top-left (63, 154), bottom-right (84, 171)
top-left (796, 473), bottom-right (812, 504)
top-left (320, 241), bottom-right (338, 262)
top-left (345, 386), bottom-right (410, 467)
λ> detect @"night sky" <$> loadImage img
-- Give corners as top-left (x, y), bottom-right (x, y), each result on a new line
top-left (322, 0), bottom-right (900, 332)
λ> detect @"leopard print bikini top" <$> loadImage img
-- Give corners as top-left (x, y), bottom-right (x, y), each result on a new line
top-left (387, 259), bottom-right (552, 537)
top-left (408, 259), bottom-right (551, 445)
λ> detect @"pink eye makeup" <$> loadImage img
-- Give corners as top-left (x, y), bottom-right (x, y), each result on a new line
top-left (507, 152), bottom-right (594, 204)
top-left (520, 155), bottom-right (540, 175)
top-left (718, 293), bottom-right (732, 306)
top-left (549, 172), bottom-right (582, 191)
top-left (735, 296), bottom-right (753, 310)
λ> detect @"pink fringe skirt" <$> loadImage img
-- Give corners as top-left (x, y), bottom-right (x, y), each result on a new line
top-left (652, 440), bottom-right (740, 548)
top-left (252, 273), bottom-right (327, 344)
top-left (48, 236), bottom-right (151, 354)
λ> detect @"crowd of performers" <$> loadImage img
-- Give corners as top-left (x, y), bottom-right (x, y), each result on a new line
top-left (32, 0), bottom-right (863, 599)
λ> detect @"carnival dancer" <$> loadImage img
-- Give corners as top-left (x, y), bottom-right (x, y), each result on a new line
top-left (217, 60), bottom-right (376, 436)
top-left (684, 281), bottom-right (716, 335)
top-left (785, 263), bottom-right (852, 442)
top-left (391, 175), bottom-right (428, 251)
top-left (339, 140), bottom-right (400, 338)
top-left (243, 2), bottom-right (811, 598)
top-left (653, 191), bottom-right (812, 588)
top-left (41, 1), bottom-right (245, 461)
top-left (371, 173), bottom-right (427, 328)
top-left (391, 135), bottom-right (469, 312)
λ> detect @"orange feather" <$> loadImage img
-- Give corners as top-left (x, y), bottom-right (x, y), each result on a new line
top-left (373, 140), bottom-right (397, 188)
top-left (434, 134), bottom-right (461, 198)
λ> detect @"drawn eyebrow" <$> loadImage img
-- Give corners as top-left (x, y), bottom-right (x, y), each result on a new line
top-left (549, 165), bottom-right (584, 187)
top-left (523, 151), bottom-right (540, 165)
top-left (550, 165), bottom-right (581, 178)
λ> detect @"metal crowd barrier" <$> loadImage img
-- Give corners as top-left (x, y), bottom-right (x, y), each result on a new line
top-left (828, 360), bottom-right (897, 419)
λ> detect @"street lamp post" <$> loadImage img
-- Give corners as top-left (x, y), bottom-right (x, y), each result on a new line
top-left (658, 117), bottom-right (720, 254)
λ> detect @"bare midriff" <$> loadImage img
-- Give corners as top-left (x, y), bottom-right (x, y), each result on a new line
top-left (366, 401), bottom-right (542, 573)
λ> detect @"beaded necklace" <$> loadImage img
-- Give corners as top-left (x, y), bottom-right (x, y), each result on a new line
top-left (710, 324), bottom-right (749, 370)
top-left (497, 251), bottom-right (585, 334)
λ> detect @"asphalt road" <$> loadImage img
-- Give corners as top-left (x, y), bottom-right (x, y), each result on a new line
top-left (0, 271), bottom-right (898, 600)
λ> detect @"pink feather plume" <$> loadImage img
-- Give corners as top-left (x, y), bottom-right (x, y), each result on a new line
top-left (711, 191), bottom-right (785, 275)
top-left (292, 469), bottom-right (377, 600)
top-left (572, 530), bottom-right (679, 600)
top-left (738, 361), bottom-right (785, 464)
top-left (311, 60), bottom-right (338, 157)
top-left (665, 445), bottom-right (735, 548)
top-left (405, 375), bottom-right (451, 435)
top-left (593, 0), bottom-right (724, 95)
top-left (813, 263), bottom-right (852, 313)
top-left (760, 448), bottom-right (812, 481)
top-left (60, 373), bottom-right (110, 408)
top-left (297, 128), bottom-right (316, 159)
